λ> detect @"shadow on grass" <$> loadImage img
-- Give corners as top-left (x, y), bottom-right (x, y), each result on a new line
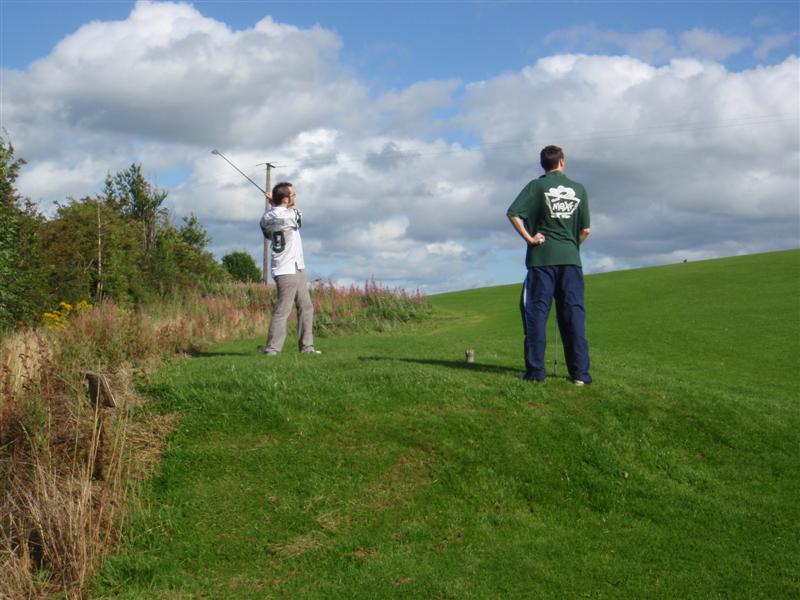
top-left (359, 355), bottom-right (520, 375)
top-left (187, 350), bottom-right (252, 358)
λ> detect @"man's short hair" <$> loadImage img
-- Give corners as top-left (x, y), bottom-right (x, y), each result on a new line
top-left (540, 146), bottom-right (564, 171)
top-left (271, 182), bottom-right (293, 206)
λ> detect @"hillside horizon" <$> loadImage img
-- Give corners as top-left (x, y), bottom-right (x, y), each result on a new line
top-left (435, 247), bottom-right (800, 296)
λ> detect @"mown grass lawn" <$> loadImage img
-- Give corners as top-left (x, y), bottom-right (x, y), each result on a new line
top-left (95, 250), bottom-right (800, 599)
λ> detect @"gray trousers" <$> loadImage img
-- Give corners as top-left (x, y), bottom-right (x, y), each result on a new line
top-left (266, 269), bottom-right (315, 352)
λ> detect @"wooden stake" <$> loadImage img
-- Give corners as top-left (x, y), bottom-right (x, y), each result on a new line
top-left (84, 371), bottom-right (117, 408)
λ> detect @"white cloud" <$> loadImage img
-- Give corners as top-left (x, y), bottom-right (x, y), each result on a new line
top-left (17, 158), bottom-right (109, 209)
top-left (375, 79), bottom-right (461, 134)
top-left (754, 32), bottom-right (800, 60)
top-left (583, 252), bottom-right (627, 273)
top-left (5, 0), bottom-right (363, 152)
top-left (3, 2), bottom-right (799, 294)
top-left (752, 16), bottom-right (773, 29)
top-left (679, 29), bottom-right (751, 61)
top-left (544, 25), bottom-right (751, 63)
top-left (460, 54), bottom-right (799, 269)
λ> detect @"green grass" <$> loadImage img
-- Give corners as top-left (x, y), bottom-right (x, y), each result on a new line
top-left (94, 249), bottom-right (800, 599)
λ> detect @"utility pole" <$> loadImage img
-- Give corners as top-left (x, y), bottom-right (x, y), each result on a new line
top-left (262, 162), bottom-right (277, 283)
top-left (211, 150), bottom-right (278, 283)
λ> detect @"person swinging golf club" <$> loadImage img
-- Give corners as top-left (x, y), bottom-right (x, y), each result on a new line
top-left (258, 182), bottom-right (320, 356)
top-left (507, 145), bottom-right (592, 385)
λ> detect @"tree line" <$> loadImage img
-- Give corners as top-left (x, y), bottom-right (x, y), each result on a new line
top-left (0, 136), bottom-right (262, 332)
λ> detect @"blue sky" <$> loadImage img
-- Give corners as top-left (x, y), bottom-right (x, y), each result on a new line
top-left (2, 1), bottom-right (798, 292)
top-left (5, 2), bottom-right (797, 73)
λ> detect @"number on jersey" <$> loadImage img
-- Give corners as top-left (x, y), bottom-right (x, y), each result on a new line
top-left (271, 231), bottom-right (286, 253)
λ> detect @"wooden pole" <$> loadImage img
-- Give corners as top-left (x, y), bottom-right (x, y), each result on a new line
top-left (84, 371), bottom-right (116, 480)
top-left (96, 200), bottom-right (104, 301)
top-left (263, 162), bottom-right (275, 283)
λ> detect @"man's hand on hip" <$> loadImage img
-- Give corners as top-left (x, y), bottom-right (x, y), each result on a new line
top-left (530, 232), bottom-right (546, 246)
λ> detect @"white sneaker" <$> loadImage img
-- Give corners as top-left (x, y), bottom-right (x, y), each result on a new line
top-left (257, 346), bottom-right (279, 356)
top-left (573, 380), bottom-right (585, 386)
top-left (301, 348), bottom-right (321, 355)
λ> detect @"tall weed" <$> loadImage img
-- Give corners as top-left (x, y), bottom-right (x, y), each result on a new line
top-left (0, 280), bottom-right (428, 598)
top-left (313, 278), bottom-right (429, 335)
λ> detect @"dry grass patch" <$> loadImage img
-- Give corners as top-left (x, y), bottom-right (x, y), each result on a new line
top-left (0, 328), bottom-right (51, 418)
top-left (271, 532), bottom-right (326, 559)
top-left (362, 446), bottom-right (436, 511)
top-left (346, 547), bottom-right (380, 562)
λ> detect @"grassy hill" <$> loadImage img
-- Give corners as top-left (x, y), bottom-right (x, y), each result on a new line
top-left (95, 250), bottom-right (800, 599)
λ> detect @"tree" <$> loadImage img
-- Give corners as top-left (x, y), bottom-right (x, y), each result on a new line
top-left (0, 136), bottom-right (25, 211)
top-left (1, 153), bottom-right (229, 322)
top-left (0, 136), bottom-right (48, 329)
top-left (41, 198), bottom-right (147, 305)
top-left (105, 164), bottom-right (168, 252)
top-left (100, 165), bottom-right (225, 297)
top-left (222, 251), bottom-right (262, 283)
top-left (178, 214), bottom-right (211, 251)
top-left (150, 216), bottom-right (226, 294)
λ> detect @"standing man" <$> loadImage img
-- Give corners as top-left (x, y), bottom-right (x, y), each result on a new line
top-left (507, 145), bottom-right (591, 385)
top-left (259, 182), bottom-right (320, 355)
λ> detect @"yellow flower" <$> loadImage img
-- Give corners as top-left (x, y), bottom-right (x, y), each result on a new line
top-left (42, 311), bottom-right (67, 330)
top-left (75, 300), bottom-right (92, 313)
top-left (42, 299), bottom-right (88, 329)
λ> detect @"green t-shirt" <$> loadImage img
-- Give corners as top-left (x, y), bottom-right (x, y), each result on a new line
top-left (507, 171), bottom-right (590, 268)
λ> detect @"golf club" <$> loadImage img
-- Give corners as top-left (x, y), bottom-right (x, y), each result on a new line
top-left (553, 319), bottom-right (559, 377)
top-left (211, 149), bottom-right (267, 194)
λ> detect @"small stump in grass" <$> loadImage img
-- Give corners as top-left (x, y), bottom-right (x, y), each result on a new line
top-left (83, 371), bottom-right (117, 480)
top-left (84, 371), bottom-right (116, 408)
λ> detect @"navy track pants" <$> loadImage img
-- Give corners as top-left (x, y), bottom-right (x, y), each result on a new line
top-left (520, 265), bottom-right (591, 383)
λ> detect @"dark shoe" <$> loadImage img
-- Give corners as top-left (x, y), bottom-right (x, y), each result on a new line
top-left (520, 372), bottom-right (545, 382)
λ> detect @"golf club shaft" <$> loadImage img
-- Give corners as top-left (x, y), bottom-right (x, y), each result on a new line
top-left (554, 319), bottom-right (559, 377)
top-left (212, 150), bottom-right (266, 194)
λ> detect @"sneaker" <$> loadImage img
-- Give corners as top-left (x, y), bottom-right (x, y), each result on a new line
top-left (573, 380), bottom-right (585, 386)
top-left (301, 348), bottom-right (322, 355)
top-left (257, 346), bottom-right (279, 356)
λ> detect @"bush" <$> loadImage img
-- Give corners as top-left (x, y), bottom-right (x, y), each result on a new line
top-left (222, 251), bottom-right (263, 283)
top-left (0, 137), bottom-right (49, 330)
top-left (1, 146), bottom-right (231, 327)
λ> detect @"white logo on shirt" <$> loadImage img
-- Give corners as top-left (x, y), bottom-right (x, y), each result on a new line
top-left (545, 186), bottom-right (581, 219)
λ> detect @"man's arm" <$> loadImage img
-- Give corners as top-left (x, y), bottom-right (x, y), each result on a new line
top-left (579, 228), bottom-right (590, 245)
top-left (508, 214), bottom-right (545, 246)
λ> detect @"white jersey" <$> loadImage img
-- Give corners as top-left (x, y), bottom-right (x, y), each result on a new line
top-left (260, 206), bottom-right (305, 277)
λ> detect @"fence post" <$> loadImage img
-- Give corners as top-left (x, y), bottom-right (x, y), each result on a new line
top-left (84, 371), bottom-right (116, 480)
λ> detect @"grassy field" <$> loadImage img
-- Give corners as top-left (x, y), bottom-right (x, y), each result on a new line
top-left (94, 250), bottom-right (800, 599)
